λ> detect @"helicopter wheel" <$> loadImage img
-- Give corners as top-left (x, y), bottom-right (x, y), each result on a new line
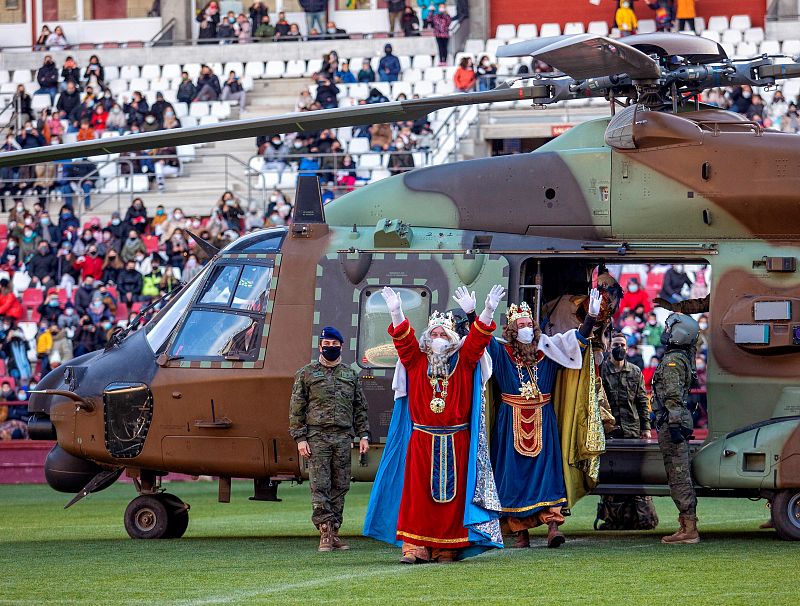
top-left (124, 495), bottom-right (171, 539)
top-left (772, 489), bottom-right (800, 541)
top-left (161, 493), bottom-right (190, 539)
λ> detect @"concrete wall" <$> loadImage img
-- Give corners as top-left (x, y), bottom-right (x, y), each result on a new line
top-left (1, 17), bottom-right (164, 48)
top-left (0, 35), bottom-right (438, 71)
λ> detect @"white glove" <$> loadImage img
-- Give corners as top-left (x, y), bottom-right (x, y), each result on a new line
top-left (381, 286), bottom-right (405, 327)
top-left (479, 284), bottom-right (506, 325)
top-left (588, 287), bottom-right (602, 316)
top-left (452, 286), bottom-right (476, 314)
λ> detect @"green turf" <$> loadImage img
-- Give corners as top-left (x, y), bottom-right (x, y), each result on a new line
top-left (0, 480), bottom-right (794, 605)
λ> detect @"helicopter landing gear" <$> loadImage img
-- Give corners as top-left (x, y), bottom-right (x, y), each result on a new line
top-left (123, 493), bottom-right (190, 539)
top-left (771, 489), bottom-right (800, 541)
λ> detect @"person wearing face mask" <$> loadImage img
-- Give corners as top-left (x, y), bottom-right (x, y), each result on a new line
top-left (289, 326), bottom-right (370, 552)
top-left (387, 137), bottom-right (414, 176)
top-left (36, 55), bottom-right (59, 104)
top-left (364, 286), bottom-right (504, 564)
top-left (194, 65), bottom-right (222, 102)
top-left (431, 4), bottom-right (452, 65)
top-left (619, 277), bottom-right (651, 316)
top-left (378, 44), bottom-right (401, 82)
top-left (602, 332), bottom-right (652, 441)
top-left (29, 243), bottom-right (57, 289)
top-left (453, 286), bottom-right (602, 549)
top-left (658, 264), bottom-right (693, 305)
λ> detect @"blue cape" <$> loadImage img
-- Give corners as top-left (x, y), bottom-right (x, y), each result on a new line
top-left (363, 366), bottom-right (503, 557)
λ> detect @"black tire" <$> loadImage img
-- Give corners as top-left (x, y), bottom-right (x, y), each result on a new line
top-left (772, 489), bottom-right (800, 541)
top-left (124, 495), bottom-right (171, 539)
top-left (161, 493), bottom-right (190, 539)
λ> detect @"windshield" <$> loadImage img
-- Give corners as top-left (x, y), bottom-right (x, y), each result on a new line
top-left (145, 264), bottom-right (210, 353)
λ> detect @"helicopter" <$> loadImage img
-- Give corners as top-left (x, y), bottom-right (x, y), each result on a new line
top-left (3, 32), bottom-right (800, 541)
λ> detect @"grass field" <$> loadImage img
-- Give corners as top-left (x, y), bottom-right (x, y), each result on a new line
top-left (1, 480), bottom-right (795, 605)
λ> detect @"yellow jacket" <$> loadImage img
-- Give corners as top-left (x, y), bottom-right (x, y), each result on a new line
top-left (36, 331), bottom-right (53, 355)
top-left (616, 7), bottom-right (638, 32)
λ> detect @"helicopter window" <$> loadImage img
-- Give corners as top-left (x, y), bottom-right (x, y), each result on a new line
top-left (145, 264), bottom-right (210, 353)
top-left (357, 286), bottom-right (431, 368)
top-left (199, 265), bottom-right (241, 306)
top-left (168, 311), bottom-right (261, 361)
top-left (224, 227), bottom-right (287, 253)
top-left (231, 265), bottom-right (273, 312)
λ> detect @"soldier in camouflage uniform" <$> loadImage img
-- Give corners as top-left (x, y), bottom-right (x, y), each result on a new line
top-left (289, 326), bottom-right (370, 552)
top-left (596, 332), bottom-right (659, 530)
top-left (652, 313), bottom-right (700, 544)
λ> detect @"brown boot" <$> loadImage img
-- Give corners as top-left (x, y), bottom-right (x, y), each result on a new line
top-left (547, 521), bottom-right (565, 548)
top-left (399, 542), bottom-right (430, 564)
top-left (331, 526), bottom-right (350, 551)
top-left (511, 529), bottom-right (530, 548)
top-left (431, 548), bottom-right (458, 563)
top-left (318, 522), bottom-right (333, 552)
top-left (661, 515), bottom-right (700, 544)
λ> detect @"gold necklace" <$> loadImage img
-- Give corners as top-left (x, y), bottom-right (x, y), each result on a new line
top-left (429, 375), bottom-right (448, 414)
top-left (516, 360), bottom-right (541, 401)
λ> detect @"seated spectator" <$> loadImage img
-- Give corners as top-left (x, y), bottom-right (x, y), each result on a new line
top-left (150, 92), bottom-right (170, 123)
top-left (254, 14), bottom-right (275, 39)
top-left (401, 6), bottom-right (420, 36)
top-left (196, 1), bottom-right (221, 43)
top-left (38, 291), bottom-right (63, 324)
top-left (73, 245), bottom-right (103, 282)
top-left (124, 91), bottom-right (149, 126)
top-left (60, 56), bottom-right (81, 92)
top-left (476, 55), bottom-right (497, 91)
top-left (366, 87), bottom-right (389, 105)
top-left (315, 77), bottom-right (339, 109)
top-left (50, 325), bottom-right (73, 369)
top-left (13, 86), bottom-right (33, 125)
top-left (33, 161), bottom-right (56, 207)
top-left (35, 25), bottom-right (52, 51)
top-left (36, 55), bottom-right (59, 104)
top-left (46, 25), bottom-right (67, 50)
top-left (124, 198), bottom-right (148, 234)
top-left (379, 44), bottom-right (401, 82)
top-left (249, 1), bottom-right (269, 32)
top-left (298, 150), bottom-right (321, 178)
top-left (336, 154), bottom-right (357, 192)
top-left (369, 122), bottom-right (392, 151)
top-left (151, 205), bottom-right (168, 233)
top-left (218, 10), bottom-right (238, 40)
top-left (43, 110), bottom-right (64, 143)
top-left (121, 230), bottom-right (147, 265)
top-left (166, 229), bottom-right (189, 270)
top-left (83, 55), bottom-right (106, 91)
top-left (358, 60), bottom-right (376, 83)
top-left (74, 314), bottom-right (102, 356)
top-left (221, 71), bottom-right (247, 109)
top-left (117, 260), bottom-right (143, 305)
top-left (183, 253), bottom-right (203, 282)
top-left (36, 319), bottom-right (53, 372)
top-left (274, 11), bottom-right (290, 37)
top-left (616, 1), bottom-right (637, 36)
top-left (104, 103), bottom-right (126, 132)
top-left (177, 71), bottom-right (197, 106)
top-left (245, 204), bottom-right (265, 231)
top-left (323, 21), bottom-right (347, 39)
top-left (57, 81), bottom-right (81, 119)
top-left (237, 13), bottom-right (252, 43)
top-left (0, 280), bottom-right (22, 322)
top-left (141, 256), bottom-right (169, 300)
top-left (282, 23), bottom-right (302, 41)
top-left (195, 65), bottom-right (222, 102)
top-left (141, 112), bottom-right (160, 133)
top-left (746, 94), bottom-right (766, 121)
top-left (90, 104), bottom-right (108, 132)
top-left (295, 89), bottom-right (313, 111)
top-left (453, 57), bottom-right (476, 92)
top-left (263, 135), bottom-right (289, 178)
top-left (336, 61), bottom-right (357, 84)
top-left (154, 146), bottom-right (180, 192)
top-left (102, 250), bottom-right (122, 285)
top-left (29, 242), bottom-right (57, 289)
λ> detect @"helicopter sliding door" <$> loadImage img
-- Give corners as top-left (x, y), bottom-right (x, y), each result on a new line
top-left (148, 254), bottom-right (280, 478)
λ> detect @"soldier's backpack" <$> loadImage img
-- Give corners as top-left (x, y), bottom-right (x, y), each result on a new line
top-left (594, 495), bottom-right (659, 531)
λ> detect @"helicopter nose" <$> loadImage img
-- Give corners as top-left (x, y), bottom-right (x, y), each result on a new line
top-left (44, 444), bottom-right (104, 493)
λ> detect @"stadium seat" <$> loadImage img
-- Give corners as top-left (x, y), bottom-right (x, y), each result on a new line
top-left (369, 169), bottom-right (391, 182)
top-left (539, 23), bottom-right (561, 37)
top-left (337, 126), bottom-right (353, 142)
top-left (265, 60), bottom-right (284, 78)
top-left (392, 81), bottom-right (412, 98)
top-left (120, 65), bottom-right (140, 80)
top-left (423, 67), bottom-right (444, 81)
top-left (305, 59), bottom-right (323, 77)
top-left (495, 24), bottom-right (516, 40)
top-left (744, 27), bottom-right (765, 43)
top-left (412, 54), bottom-right (433, 69)
top-left (464, 39), bottom-right (485, 54)
top-left (563, 22), bottom-right (585, 35)
top-left (249, 156), bottom-right (264, 173)
top-left (208, 62), bottom-right (223, 76)
top-left (401, 67), bottom-right (422, 82)
top-left (783, 39), bottom-right (800, 57)
top-left (435, 80), bottom-right (454, 94)
top-left (174, 102), bottom-right (189, 118)
top-left (176, 144), bottom-right (196, 162)
top-left (720, 42), bottom-right (736, 58)
top-left (348, 138), bottom-right (369, 154)
top-left (161, 64), bottom-right (181, 80)
top-left (244, 61), bottom-right (265, 79)
top-left (106, 79), bottom-right (127, 96)
top-left (516, 24), bottom-right (538, 39)
top-left (730, 14), bottom-right (752, 31)
top-left (759, 40), bottom-right (780, 55)
top-left (707, 16), bottom-right (729, 32)
top-left (722, 29), bottom-right (743, 45)
top-left (285, 60), bottom-right (306, 78)
top-left (189, 102), bottom-right (210, 117)
top-left (98, 162), bottom-right (119, 180)
top-left (637, 19), bottom-right (657, 34)
top-left (131, 174), bottom-right (149, 192)
top-left (485, 38), bottom-right (505, 56)
top-left (0, 70), bottom-right (9, 84)
top-left (413, 81), bottom-right (434, 96)
top-left (129, 77), bottom-right (149, 92)
top-left (224, 62), bottom-right (244, 77)
top-left (149, 77), bottom-right (170, 92)
top-left (372, 82), bottom-right (391, 97)
top-left (735, 42), bottom-right (757, 58)
top-left (241, 75), bottom-right (254, 91)
top-left (12, 70), bottom-right (32, 84)
top-left (210, 101), bottom-right (231, 119)
top-left (259, 171), bottom-right (280, 190)
top-left (199, 115), bottom-right (219, 126)
top-left (279, 171), bottom-right (297, 190)
top-left (700, 30), bottom-right (721, 42)
top-left (359, 153), bottom-right (382, 169)
top-left (140, 64), bottom-right (160, 80)
top-left (142, 235), bottom-right (159, 253)
top-left (100, 176), bottom-right (126, 194)
top-left (587, 21), bottom-right (609, 36)
top-left (31, 94), bottom-right (51, 112)
top-left (162, 90), bottom-right (177, 104)
top-left (182, 63), bottom-right (201, 79)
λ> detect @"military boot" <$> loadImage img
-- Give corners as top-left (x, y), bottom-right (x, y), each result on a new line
top-left (661, 515), bottom-right (700, 544)
top-left (431, 548), bottom-right (458, 563)
top-left (331, 526), bottom-right (350, 551)
top-left (546, 522), bottom-right (565, 548)
top-left (511, 529), bottom-right (530, 548)
top-left (318, 522), bottom-right (333, 552)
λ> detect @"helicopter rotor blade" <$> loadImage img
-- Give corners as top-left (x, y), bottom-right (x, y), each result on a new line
top-left (0, 86), bottom-right (548, 168)
top-left (185, 229), bottom-right (220, 258)
top-left (500, 34), bottom-right (661, 81)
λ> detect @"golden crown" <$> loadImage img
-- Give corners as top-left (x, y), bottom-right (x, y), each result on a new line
top-left (428, 310), bottom-right (455, 331)
top-left (506, 302), bottom-right (532, 323)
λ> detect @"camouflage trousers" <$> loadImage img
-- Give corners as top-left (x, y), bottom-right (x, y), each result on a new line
top-left (307, 432), bottom-right (352, 529)
top-left (657, 425), bottom-right (697, 517)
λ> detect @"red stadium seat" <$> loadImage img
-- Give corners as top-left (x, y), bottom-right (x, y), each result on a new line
top-left (115, 303), bottom-right (129, 322)
top-left (0, 359), bottom-right (7, 376)
top-left (142, 235), bottom-right (159, 254)
top-left (0, 239), bottom-right (6, 256)
top-left (22, 288), bottom-right (43, 307)
top-left (131, 302), bottom-right (144, 314)
top-left (0, 225), bottom-right (8, 239)
top-left (0, 376), bottom-right (17, 390)
top-left (106, 285), bottom-right (119, 301)
top-left (618, 272), bottom-right (641, 287)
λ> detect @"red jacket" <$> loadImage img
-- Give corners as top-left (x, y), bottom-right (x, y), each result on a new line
top-left (73, 255), bottom-right (104, 281)
top-left (619, 288), bottom-right (651, 314)
top-left (0, 291), bottom-right (23, 320)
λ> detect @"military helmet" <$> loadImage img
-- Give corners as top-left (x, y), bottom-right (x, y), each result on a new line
top-left (662, 312), bottom-right (699, 347)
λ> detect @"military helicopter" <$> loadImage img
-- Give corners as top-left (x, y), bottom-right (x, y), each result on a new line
top-left (3, 32), bottom-right (800, 541)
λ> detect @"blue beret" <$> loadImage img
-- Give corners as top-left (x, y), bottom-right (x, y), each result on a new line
top-left (320, 326), bottom-right (344, 344)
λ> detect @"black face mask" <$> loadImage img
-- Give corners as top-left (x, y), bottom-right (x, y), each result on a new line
top-left (321, 346), bottom-right (341, 362)
top-left (660, 331), bottom-right (671, 346)
top-left (611, 345), bottom-right (626, 362)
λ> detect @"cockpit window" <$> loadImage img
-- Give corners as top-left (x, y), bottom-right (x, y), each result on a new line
top-left (199, 265), bottom-right (240, 306)
top-left (231, 265), bottom-right (272, 312)
top-left (224, 227), bottom-right (287, 254)
top-left (169, 311), bottom-right (261, 361)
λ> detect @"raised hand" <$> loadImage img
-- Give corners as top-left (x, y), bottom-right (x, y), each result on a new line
top-left (381, 286), bottom-right (401, 313)
top-left (588, 287), bottom-right (602, 316)
top-left (485, 284), bottom-right (506, 314)
top-left (452, 286), bottom-right (476, 313)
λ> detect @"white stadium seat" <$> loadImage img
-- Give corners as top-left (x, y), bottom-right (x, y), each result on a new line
top-left (12, 70), bottom-right (32, 84)
top-left (359, 153), bottom-right (382, 169)
top-left (107, 79), bottom-right (127, 95)
top-left (241, 75), bottom-right (254, 91)
top-left (759, 40), bottom-right (780, 55)
top-left (743, 27), bottom-right (765, 43)
top-left (279, 171), bottom-right (297, 190)
top-left (182, 63), bottom-right (201, 79)
top-left (209, 62), bottom-right (223, 76)
top-left (369, 169), bottom-right (391, 183)
top-left (398, 56), bottom-right (412, 71)
top-left (174, 102), bottom-right (189, 118)
top-left (730, 14), bottom-right (752, 31)
top-left (563, 22), bottom-right (585, 35)
top-left (722, 29), bottom-right (743, 45)
top-left (412, 54), bottom-right (433, 70)
top-left (224, 62), bottom-right (244, 77)
top-left (783, 40), bottom-right (800, 57)
top-left (701, 30), bottom-right (721, 42)
top-left (694, 17), bottom-right (706, 32)
top-left (539, 23), bottom-right (561, 37)
top-left (720, 42), bottom-right (736, 58)
top-left (244, 61), bottom-right (264, 79)
top-left (413, 81), bottom-right (434, 96)
top-left (140, 64), bottom-right (160, 80)
top-left (31, 94), bottom-right (52, 111)
top-left (100, 177), bottom-right (126, 194)
top-left (305, 59), bottom-right (323, 77)
top-left (128, 77), bottom-right (149, 92)
top-left (177, 145), bottom-right (196, 162)
top-left (735, 42), bottom-right (757, 58)
top-left (348, 138), bottom-right (369, 154)
top-left (0, 70), bottom-right (9, 84)
top-left (259, 172), bottom-right (280, 190)
top-left (435, 80), bottom-right (454, 94)
top-left (120, 65), bottom-right (140, 80)
top-left (210, 101), bottom-right (231, 118)
top-left (131, 175), bottom-right (149, 193)
top-left (423, 67), bottom-right (444, 81)
top-left (707, 16), bottom-right (729, 32)
top-left (587, 21), bottom-right (609, 36)
top-left (285, 60), bottom-right (305, 78)
top-left (464, 39), bottom-right (485, 54)
top-left (149, 77), bottom-right (170, 92)
top-left (104, 66), bottom-right (120, 81)
top-left (199, 115), bottom-right (219, 126)
top-left (495, 24), bottom-right (516, 40)
top-left (637, 19), bottom-right (656, 34)
top-left (517, 24), bottom-right (538, 38)
top-left (161, 64), bottom-right (181, 80)
top-left (485, 39), bottom-right (505, 56)
top-left (162, 90), bottom-right (177, 104)
top-left (401, 68), bottom-right (422, 82)
top-left (392, 82), bottom-right (412, 98)
top-left (265, 60), bottom-right (284, 78)
top-left (189, 102), bottom-right (210, 117)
